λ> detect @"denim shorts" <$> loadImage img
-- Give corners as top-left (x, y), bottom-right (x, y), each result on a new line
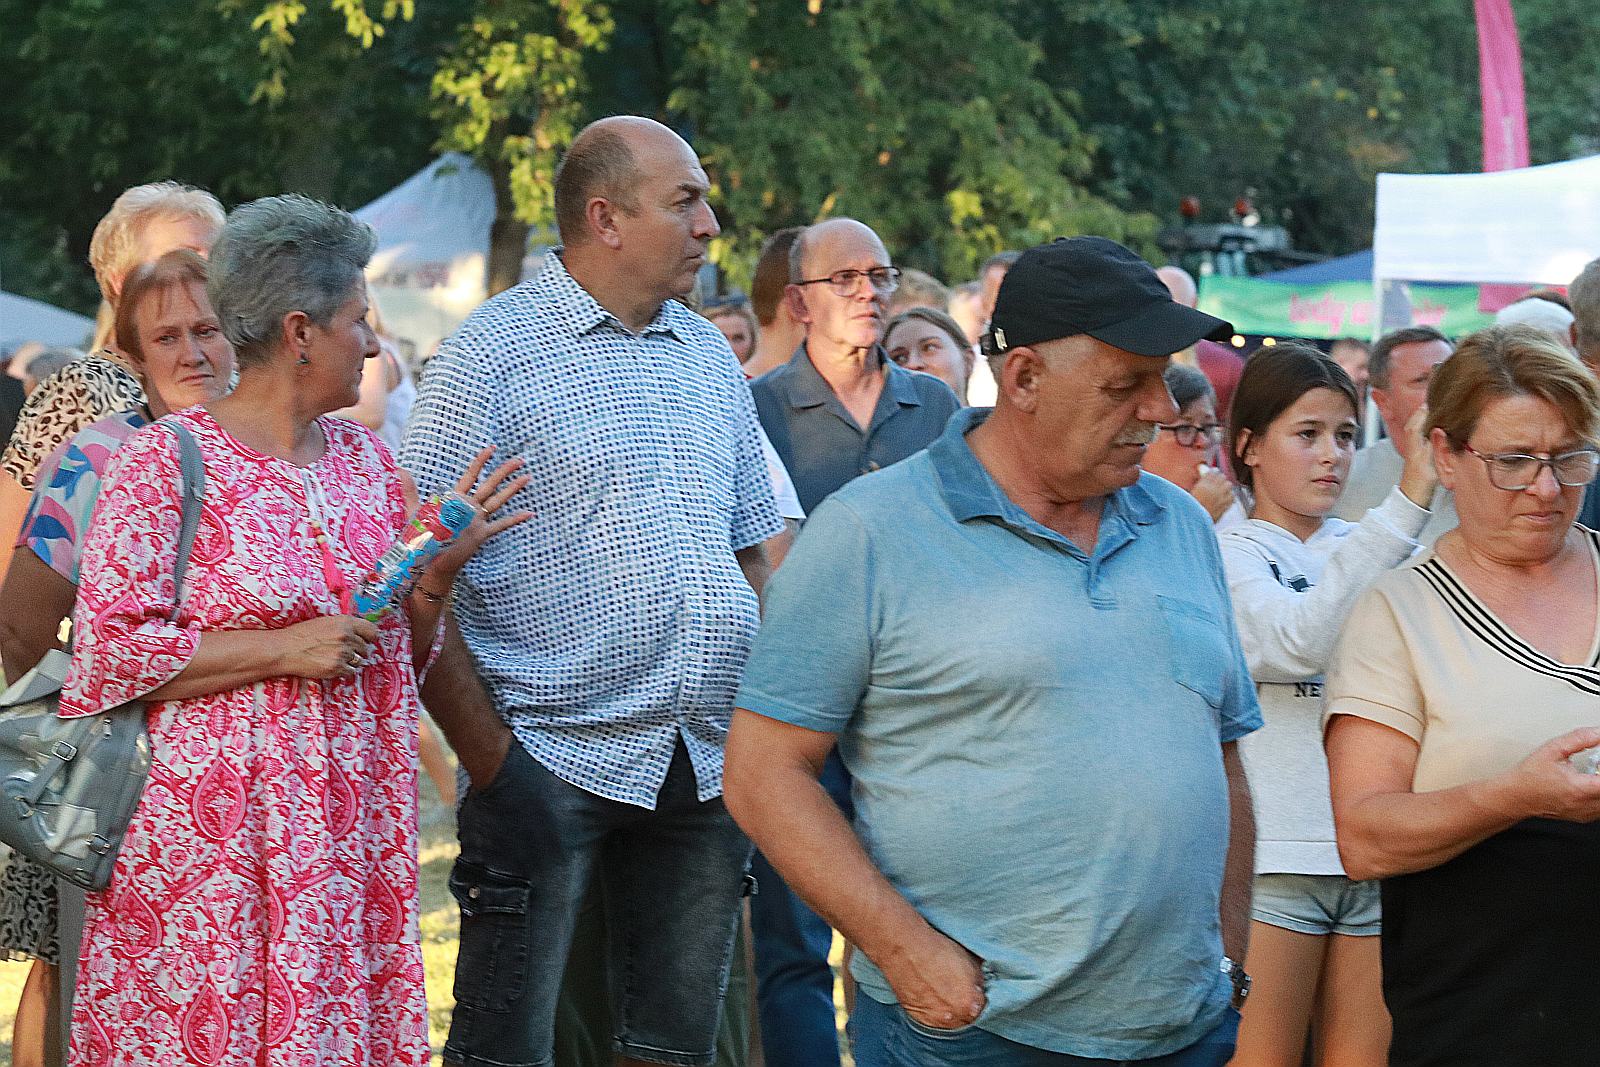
top-left (1250, 872), bottom-right (1381, 937)
top-left (442, 740), bottom-right (753, 1067)
top-left (849, 994), bottom-right (1240, 1066)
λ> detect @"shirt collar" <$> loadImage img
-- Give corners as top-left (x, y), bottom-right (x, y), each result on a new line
top-left (781, 344), bottom-right (925, 411)
top-left (534, 251), bottom-right (688, 341)
top-left (928, 407), bottom-right (1166, 528)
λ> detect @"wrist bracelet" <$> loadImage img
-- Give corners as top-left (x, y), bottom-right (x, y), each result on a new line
top-left (415, 584), bottom-right (451, 605)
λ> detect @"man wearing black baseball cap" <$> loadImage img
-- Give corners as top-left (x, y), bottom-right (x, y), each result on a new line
top-left (727, 236), bottom-right (1262, 1064)
top-left (984, 236), bottom-right (1232, 360)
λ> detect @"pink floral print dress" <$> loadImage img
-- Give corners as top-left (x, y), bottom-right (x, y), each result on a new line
top-left (58, 408), bottom-right (430, 1067)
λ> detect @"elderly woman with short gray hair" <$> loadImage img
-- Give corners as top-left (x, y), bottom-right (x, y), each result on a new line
top-left (56, 194), bottom-right (527, 1066)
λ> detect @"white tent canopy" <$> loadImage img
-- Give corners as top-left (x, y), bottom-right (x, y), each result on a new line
top-left (355, 153), bottom-right (497, 366)
top-left (1, 290), bottom-right (95, 348)
top-left (1374, 154), bottom-right (1600, 286)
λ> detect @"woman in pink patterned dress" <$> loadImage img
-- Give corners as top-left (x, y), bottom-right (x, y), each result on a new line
top-left (57, 194), bottom-right (528, 1066)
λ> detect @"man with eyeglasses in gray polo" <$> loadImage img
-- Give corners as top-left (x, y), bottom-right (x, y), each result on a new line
top-left (746, 217), bottom-right (959, 1067)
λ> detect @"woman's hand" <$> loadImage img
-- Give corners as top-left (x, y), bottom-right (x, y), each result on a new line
top-left (419, 448), bottom-right (534, 594)
top-left (1496, 727), bottom-right (1600, 823)
top-left (1397, 404), bottom-right (1439, 509)
top-left (276, 615), bottom-right (381, 679)
top-left (1192, 464), bottom-right (1236, 522)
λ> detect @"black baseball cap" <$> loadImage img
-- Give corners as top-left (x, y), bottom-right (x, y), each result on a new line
top-left (986, 237), bottom-right (1233, 357)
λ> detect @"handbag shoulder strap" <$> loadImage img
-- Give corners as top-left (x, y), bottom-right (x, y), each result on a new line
top-left (165, 420), bottom-right (207, 623)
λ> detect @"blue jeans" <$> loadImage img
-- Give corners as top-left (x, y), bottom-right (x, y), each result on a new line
top-left (848, 995), bottom-right (1240, 1067)
top-left (443, 740), bottom-right (752, 1067)
top-left (749, 750), bottom-right (854, 1067)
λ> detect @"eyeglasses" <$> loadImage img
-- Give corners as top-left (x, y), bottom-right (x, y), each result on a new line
top-left (1461, 444), bottom-right (1600, 491)
top-left (794, 267), bottom-right (902, 298)
top-left (1157, 422), bottom-right (1224, 447)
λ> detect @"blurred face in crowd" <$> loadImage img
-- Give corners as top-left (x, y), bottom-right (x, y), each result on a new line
top-left (1241, 387), bottom-right (1359, 533)
top-left (788, 220), bottom-right (892, 354)
top-left (1009, 335), bottom-right (1178, 500)
top-left (886, 316), bottom-right (971, 400)
top-left (1330, 339), bottom-right (1370, 393)
top-left (711, 310), bottom-right (755, 363)
top-left (1435, 393), bottom-right (1589, 566)
top-left (980, 261), bottom-right (1009, 322)
top-left (1374, 339), bottom-right (1450, 443)
top-left (948, 286), bottom-right (985, 346)
top-left (614, 128), bottom-right (720, 305)
top-left (1143, 394), bottom-right (1220, 492)
top-left (130, 280), bottom-right (235, 416)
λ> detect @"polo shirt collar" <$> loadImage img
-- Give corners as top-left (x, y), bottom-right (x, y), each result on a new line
top-left (782, 344), bottom-right (926, 411)
top-left (928, 407), bottom-right (1166, 530)
top-left (536, 251), bottom-right (687, 341)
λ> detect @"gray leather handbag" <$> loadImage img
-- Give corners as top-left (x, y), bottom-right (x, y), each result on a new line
top-left (0, 420), bottom-right (204, 890)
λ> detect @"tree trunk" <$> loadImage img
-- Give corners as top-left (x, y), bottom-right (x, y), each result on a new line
top-left (485, 145), bottom-right (531, 297)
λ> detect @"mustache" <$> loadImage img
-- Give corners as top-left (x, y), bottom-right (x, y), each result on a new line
top-left (1114, 424), bottom-right (1157, 447)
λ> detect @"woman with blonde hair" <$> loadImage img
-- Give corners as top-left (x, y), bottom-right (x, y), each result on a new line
top-left (1326, 325), bottom-right (1600, 1065)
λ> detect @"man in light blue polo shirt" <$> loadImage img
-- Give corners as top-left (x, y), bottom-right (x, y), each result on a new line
top-left (725, 238), bottom-right (1261, 1066)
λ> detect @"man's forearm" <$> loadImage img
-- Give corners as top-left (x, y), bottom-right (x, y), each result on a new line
top-left (1220, 741), bottom-right (1256, 961)
top-left (735, 542), bottom-right (772, 599)
top-left (419, 617), bottom-right (513, 788)
top-left (724, 722), bottom-right (927, 963)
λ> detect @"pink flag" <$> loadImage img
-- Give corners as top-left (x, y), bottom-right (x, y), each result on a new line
top-left (1474, 0), bottom-right (1530, 171)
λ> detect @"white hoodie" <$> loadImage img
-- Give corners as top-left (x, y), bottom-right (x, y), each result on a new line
top-left (1220, 487), bottom-right (1428, 874)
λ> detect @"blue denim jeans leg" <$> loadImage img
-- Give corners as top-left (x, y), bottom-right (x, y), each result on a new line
top-left (848, 994), bottom-right (1239, 1067)
top-left (749, 750), bottom-right (854, 1067)
top-left (443, 740), bottom-right (751, 1067)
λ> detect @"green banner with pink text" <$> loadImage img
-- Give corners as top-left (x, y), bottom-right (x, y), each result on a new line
top-left (1197, 277), bottom-right (1496, 340)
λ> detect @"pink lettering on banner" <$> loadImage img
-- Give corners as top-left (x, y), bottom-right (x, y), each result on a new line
top-left (1413, 300), bottom-right (1448, 327)
top-left (1289, 294), bottom-right (1348, 332)
top-left (1350, 302), bottom-right (1374, 327)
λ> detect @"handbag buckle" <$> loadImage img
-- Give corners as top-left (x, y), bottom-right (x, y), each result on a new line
top-left (50, 740), bottom-right (77, 761)
top-left (87, 835), bottom-right (111, 855)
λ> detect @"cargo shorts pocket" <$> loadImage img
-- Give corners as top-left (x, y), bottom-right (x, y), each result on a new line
top-left (449, 859), bottom-right (531, 1013)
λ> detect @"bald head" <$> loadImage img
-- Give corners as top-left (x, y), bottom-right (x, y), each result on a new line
top-left (789, 218), bottom-right (888, 283)
top-left (555, 116), bottom-right (698, 246)
top-left (1571, 258), bottom-right (1600, 368)
top-left (1156, 265), bottom-right (1198, 308)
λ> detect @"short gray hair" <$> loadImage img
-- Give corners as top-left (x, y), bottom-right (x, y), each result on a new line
top-left (553, 125), bottom-right (641, 246)
top-left (1571, 258), bottom-right (1600, 363)
top-left (208, 194), bottom-right (376, 365)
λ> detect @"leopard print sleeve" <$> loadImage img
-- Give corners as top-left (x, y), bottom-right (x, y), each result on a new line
top-left (0, 352), bottom-right (144, 488)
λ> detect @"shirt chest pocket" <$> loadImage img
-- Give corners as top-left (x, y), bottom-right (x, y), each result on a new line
top-left (1156, 594), bottom-right (1232, 709)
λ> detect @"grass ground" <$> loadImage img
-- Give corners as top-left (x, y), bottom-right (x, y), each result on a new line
top-left (0, 777), bottom-right (852, 1065)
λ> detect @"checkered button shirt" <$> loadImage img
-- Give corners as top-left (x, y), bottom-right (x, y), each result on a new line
top-left (401, 254), bottom-right (783, 807)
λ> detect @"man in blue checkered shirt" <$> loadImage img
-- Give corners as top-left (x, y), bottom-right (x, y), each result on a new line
top-left (402, 116), bottom-right (783, 1067)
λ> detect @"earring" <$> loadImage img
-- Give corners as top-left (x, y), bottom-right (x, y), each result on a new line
top-left (296, 352), bottom-right (310, 366)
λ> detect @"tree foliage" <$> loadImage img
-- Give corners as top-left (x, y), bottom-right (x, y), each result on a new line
top-left (6, 0), bottom-right (1600, 313)
top-left (0, 0), bottom-right (450, 312)
top-left (666, 0), bottom-right (1152, 288)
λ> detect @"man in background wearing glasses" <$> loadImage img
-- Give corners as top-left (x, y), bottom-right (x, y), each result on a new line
top-left (746, 217), bottom-right (959, 1067)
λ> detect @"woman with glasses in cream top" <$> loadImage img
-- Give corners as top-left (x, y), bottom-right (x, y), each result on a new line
top-left (1325, 325), bottom-right (1600, 1067)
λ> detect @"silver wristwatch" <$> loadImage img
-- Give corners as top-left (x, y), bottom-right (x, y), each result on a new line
top-left (1220, 956), bottom-right (1251, 1009)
